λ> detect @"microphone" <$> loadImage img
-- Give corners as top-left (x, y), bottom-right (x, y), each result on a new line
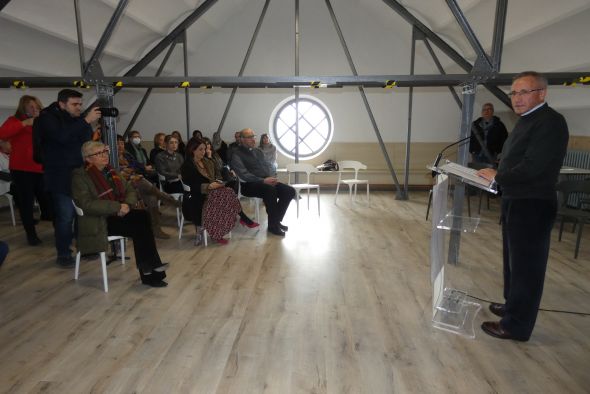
top-left (431, 136), bottom-right (472, 176)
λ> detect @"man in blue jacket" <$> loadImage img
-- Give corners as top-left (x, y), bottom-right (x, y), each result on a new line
top-left (36, 89), bottom-right (101, 267)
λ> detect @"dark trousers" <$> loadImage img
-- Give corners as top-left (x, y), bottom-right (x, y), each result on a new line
top-left (500, 198), bottom-right (557, 340)
top-left (106, 209), bottom-right (165, 283)
top-left (10, 170), bottom-right (52, 237)
top-left (163, 180), bottom-right (183, 194)
top-left (241, 182), bottom-right (295, 227)
top-left (52, 192), bottom-right (76, 257)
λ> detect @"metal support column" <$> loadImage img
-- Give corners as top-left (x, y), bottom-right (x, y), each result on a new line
top-left (402, 27), bottom-right (418, 200)
top-left (96, 84), bottom-right (119, 168)
top-left (183, 31), bottom-right (190, 141)
top-left (491, 0), bottom-right (508, 71)
top-left (324, 0), bottom-right (403, 198)
top-left (294, 0), bottom-right (300, 164)
top-left (447, 83), bottom-right (475, 265)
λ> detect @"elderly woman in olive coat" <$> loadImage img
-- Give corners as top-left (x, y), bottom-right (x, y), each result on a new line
top-left (71, 141), bottom-right (169, 288)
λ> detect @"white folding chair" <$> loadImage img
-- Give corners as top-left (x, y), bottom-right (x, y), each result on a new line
top-left (237, 177), bottom-right (261, 223)
top-left (335, 160), bottom-right (370, 206)
top-left (286, 163), bottom-right (320, 217)
top-left (0, 183), bottom-right (15, 226)
top-left (72, 201), bottom-right (126, 292)
top-left (158, 173), bottom-right (183, 227)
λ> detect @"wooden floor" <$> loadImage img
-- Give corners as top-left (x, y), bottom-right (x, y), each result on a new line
top-left (0, 191), bottom-right (588, 394)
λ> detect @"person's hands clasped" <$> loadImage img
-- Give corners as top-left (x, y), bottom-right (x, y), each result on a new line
top-left (477, 168), bottom-right (497, 181)
top-left (263, 177), bottom-right (278, 186)
top-left (209, 181), bottom-right (225, 190)
top-left (118, 203), bottom-right (130, 217)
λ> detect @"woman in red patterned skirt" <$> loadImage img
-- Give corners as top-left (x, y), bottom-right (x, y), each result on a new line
top-left (180, 138), bottom-right (242, 245)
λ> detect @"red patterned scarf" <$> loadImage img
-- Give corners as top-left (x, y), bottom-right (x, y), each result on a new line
top-left (86, 164), bottom-right (126, 202)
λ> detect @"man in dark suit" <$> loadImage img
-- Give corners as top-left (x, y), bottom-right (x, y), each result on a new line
top-left (478, 71), bottom-right (569, 341)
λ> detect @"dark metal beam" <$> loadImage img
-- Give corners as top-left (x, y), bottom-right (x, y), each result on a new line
top-left (0, 0), bottom-right (11, 12)
top-left (446, 0), bottom-right (493, 70)
top-left (2, 72), bottom-right (588, 89)
top-left (324, 0), bottom-right (403, 198)
top-left (183, 30), bottom-right (190, 140)
top-left (491, 0), bottom-right (508, 71)
top-left (124, 40), bottom-right (178, 136)
top-left (84, 0), bottom-right (129, 76)
top-left (295, 0), bottom-right (300, 163)
top-left (215, 0), bottom-right (270, 138)
top-left (402, 28), bottom-right (418, 200)
top-left (381, 0), bottom-right (512, 108)
top-left (123, 0), bottom-right (218, 78)
top-left (74, 0), bottom-right (86, 76)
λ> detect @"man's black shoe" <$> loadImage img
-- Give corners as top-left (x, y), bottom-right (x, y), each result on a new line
top-left (27, 235), bottom-right (42, 246)
top-left (154, 263), bottom-right (170, 273)
top-left (268, 226), bottom-right (286, 237)
top-left (56, 255), bottom-right (74, 268)
top-left (278, 223), bottom-right (288, 231)
top-left (489, 303), bottom-right (506, 317)
top-left (142, 280), bottom-right (168, 288)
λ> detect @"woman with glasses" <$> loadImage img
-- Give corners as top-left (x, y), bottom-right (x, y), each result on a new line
top-left (71, 141), bottom-right (170, 288)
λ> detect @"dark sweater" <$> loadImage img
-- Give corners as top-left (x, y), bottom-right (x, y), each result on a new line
top-left (495, 104), bottom-right (569, 200)
top-left (230, 145), bottom-right (273, 182)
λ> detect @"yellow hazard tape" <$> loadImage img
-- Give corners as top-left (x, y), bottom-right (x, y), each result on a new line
top-left (12, 80), bottom-right (27, 89)
top-left (310, 81), bottom-right (320, 89)
top-left (73, 80), bottom-right (90, 89)
top-left (115, 81), bottom-right (124, 87)
top-left (180, 81), bottom-right (190, 88)
top-left (384, 80), bottom-right (397, 89)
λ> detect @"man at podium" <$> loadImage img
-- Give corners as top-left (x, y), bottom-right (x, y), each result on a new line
top-left (477, 71), bottom-right (569, 342)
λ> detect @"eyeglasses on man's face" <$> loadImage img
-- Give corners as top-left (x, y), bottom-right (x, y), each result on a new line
top-left (242, 135), bottom-right (256, 139)
top-left (87, 147), bottom-right (110, 158)
top-left (507, 88), bottom-right (544, 97)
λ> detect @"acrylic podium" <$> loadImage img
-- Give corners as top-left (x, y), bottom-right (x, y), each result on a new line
top-left (428, 160), bottom-right (498, 338)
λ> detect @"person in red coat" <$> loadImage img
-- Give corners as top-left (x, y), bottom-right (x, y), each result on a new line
top-left (0, 95), bottom-right (52, 245)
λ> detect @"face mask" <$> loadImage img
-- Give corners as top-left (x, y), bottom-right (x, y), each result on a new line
top-left (132, 137), bottom-right (141, 145)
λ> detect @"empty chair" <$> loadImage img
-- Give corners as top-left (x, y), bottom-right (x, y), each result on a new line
top-left (158, 173), bottom-right (183, 227)
top-left (286, 163), bottom-right (320, 217)
top-left (0, 183), bottom-right (15, 226)
top-left (335, 160), bottom-right (370, 206)
top-left (556, 179), bottom-right (590, 259)
top-left (72, 202), bottom-right (126, 292)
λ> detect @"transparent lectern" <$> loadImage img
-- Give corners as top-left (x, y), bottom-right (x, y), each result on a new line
top-left (428, 160), bottom-right (498, 338)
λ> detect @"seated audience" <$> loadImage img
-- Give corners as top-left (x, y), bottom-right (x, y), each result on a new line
top-left (171, 131), bottom-right (186, 157)
top-left (180, 138), bottom-right (242, 245)
top-left (117, 135), bottom-right (180, 239)
top-left (124, 130), bottom-right (157, 183)
top-left (72, 141), bottom-right (169, 287)
top-left (192, 130), bottom-right (203, 139)
top-left (203, 137), bottom-right (258, 228)
top-left (150, 132), bottom-right (166, 164)
top-left (231, 128), bottom-right (295, 236)
top-left (259, 133), bottom-right (278, 173)
top-left (155, 134), bottom-right (184, 194)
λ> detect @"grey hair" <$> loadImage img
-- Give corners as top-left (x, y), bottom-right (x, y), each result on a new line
top-left (81, 140), bottom-right (106, 158)
top-left (513, 71), bottom-right (548, 88)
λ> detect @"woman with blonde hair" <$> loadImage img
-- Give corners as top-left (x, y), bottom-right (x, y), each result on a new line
top-left (0, 95), bottom-right (52, 245)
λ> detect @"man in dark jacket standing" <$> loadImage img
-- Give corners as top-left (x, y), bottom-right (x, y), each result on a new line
top-left (478, 71), bottom-right (569, 341)
top-left (36, 89), bottom-right (101, 267)
top-left (469, 103), bottom-right (508, 166)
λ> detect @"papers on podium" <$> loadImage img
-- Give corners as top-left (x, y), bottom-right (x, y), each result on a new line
top-left (431, 160), bottom-right (498, 194)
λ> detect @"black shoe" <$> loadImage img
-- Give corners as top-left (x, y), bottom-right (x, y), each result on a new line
top-left (56, 255), bottom-right (74, 268)
top-left (153, 263), bottom-right (170, 273)
top-left (489, 303), bottom-right (506, 317)
top-left (268, 226), bottom-right (286, 237)
top-left (142, 280), bottom-right (168, 288)
top-left (27, 235), bottom-right (42, 246)
top-left (278, 223), bottom-right (288, 231)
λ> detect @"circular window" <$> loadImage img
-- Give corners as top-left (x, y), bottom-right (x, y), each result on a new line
top-left (269, 95), bottom-right (334, 160)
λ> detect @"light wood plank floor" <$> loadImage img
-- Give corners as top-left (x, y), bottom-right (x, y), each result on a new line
top-left (0, 191), bottom-right (588, 394)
